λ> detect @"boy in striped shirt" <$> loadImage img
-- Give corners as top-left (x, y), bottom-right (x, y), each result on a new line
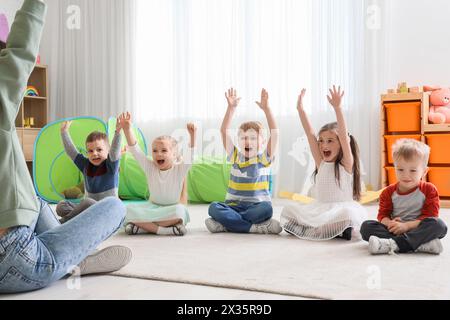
top-left (205, 88), bottom-right (282, 234)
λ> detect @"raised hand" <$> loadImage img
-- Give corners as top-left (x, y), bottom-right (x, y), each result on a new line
top-left (327, 85), bottom-right (345, 109)
top-left (61, 120), bottom-right (72, 132)
top-left (119, 112), bottom-right (132, 131)
top-left (297, 88), bottom-right (307, 112)
top-left (116, 115), bottom-right (123, 132)
top-left (187, 123), bottom-right (197, 137)
top-left (225, 88), bottom-right (241, 109)
top-left (255, 88), bottom-right (270, 111)
top-left (187, 122), bottom-right (197, 148)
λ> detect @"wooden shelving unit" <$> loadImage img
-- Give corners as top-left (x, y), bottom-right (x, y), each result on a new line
top-left (15, 65), bottom-right (48, 170)
top-left (381, 91), bottom-right (450, 208)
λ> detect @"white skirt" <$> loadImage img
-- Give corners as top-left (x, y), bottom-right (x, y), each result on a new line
top-left (280, 200), bottom-right (368, 241)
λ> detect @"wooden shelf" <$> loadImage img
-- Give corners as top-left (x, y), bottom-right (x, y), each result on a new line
top-left (381, 92), bottom-right (424, 102)
top-left (15, 66), bottom-right (48, 172)
top-left (421, 91), bottom-right (450, 133)
top-left (423, 124), bottom-right (450, 133)
top-left (24, 96), bottom-right (47, 100)
top-left (440, 200), bottom-right (450, 208)
top-left (381, 91), bottom-right (450, 207)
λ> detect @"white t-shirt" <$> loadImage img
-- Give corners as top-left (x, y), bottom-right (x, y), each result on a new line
top-left (128, 144), bottom-right (193, 206)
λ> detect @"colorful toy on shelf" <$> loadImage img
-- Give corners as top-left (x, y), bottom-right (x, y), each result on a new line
top-left (24, 117), bottom-right (35, 128)
top-left (424, 85), bottom-right (450, 124)
top-left (26, 86), bottom-right (39, 97)
top-left (397, 82), bottom-right (408, 93)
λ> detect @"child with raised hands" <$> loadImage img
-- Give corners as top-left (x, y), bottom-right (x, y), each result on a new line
top-left (56, 118), bottom-right (123, 222)
top-left (280, 86), bottom-right (367, 241)
top-left (205, 88), bottom-right (282, 235)
top-left (120, 112), bottom-right (195, 236)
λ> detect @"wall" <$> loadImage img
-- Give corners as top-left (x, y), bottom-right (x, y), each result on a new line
top-left (385, 0), bottom-right (450, 89)
top-left (0, 0), bottom-right (21, 32)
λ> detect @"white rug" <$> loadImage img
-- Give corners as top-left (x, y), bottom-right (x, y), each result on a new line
top-left (102, 200), bottom-right (450, 300)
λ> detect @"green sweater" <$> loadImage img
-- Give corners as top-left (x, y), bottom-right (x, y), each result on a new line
top-left (0, 0), bottom-right (47, 229)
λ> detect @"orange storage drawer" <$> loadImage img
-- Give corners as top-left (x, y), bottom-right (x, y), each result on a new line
top-left (385, 135), bottom-right (421, 164)
top-left (428, 167), bottom-right (450, 197)
top-left (425, 134), bottom-right (450, 164)
top-left (385, 167), bottom-right (398, 185)
top-left (385, 102), bottom-right (421, 133)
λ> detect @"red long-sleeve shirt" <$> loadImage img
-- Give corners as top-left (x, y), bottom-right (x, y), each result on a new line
top-left (378, 181), bottom-right (440, 222)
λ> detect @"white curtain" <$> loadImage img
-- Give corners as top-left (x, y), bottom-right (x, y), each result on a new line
top-left (135, 0), bottom-right (388, 194)
top-left (40, 0), bottom-right (136, 121)
top-left (40, 0), bottom-right (388, 194)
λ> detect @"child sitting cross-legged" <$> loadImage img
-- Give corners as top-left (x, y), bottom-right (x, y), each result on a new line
top-left (56, 119), bottom-right (123, 223)
top-left (206, 88), bottom-right (282, 235)
top-left (120, 112), bottom-right (195, 236)
top-left (360, 139), bottom-right (448, 255)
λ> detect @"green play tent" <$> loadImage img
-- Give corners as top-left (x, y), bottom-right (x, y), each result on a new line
top-left (33, 117), bottom-right (149, 203)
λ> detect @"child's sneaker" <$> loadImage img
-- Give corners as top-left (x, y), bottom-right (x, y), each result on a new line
top-left (205, 218), bottom-right (227, 233)
top-left (172, 224), bottom-right (187, 236)
top-left (56, 200), bottom-right (75, 217)
top-left (415, 239), bottom-right (443, 255)
top-left (125, 223), bottom-right (148, 235)
top-left (250, 219), bottom-right (282, 234)
top-left (78, 245), bottom-right (132, 275)
top-left (368, 236), bottom-right (399, 255)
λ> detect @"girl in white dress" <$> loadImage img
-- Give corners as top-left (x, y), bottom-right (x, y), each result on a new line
top-left (280, 86), bottom-right (367, 241)
top-left (119, 112), bottom-right (196, 236)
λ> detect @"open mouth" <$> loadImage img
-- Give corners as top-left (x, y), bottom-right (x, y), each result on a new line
top-left (157, 159), bottom-right (165, 165)
top-left (244, 147), bottom-right (252, 153)
top-left (323, 151), bottom-right (332, 158)
top-left (92, 157), bottom-right (101, 162)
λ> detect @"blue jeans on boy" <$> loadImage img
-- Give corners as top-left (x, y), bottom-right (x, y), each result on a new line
top-left (208, 201), bottom-right (273, 233)
top-left (0, 197), bottom-right (125, 293)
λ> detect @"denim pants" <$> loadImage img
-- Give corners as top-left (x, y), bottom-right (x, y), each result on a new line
top-left (360, 218), bottom-right (447, 253)
top-left (208, 201), bottom-right (273, 233)
top-left (0, 197), bottom-right (125, 293)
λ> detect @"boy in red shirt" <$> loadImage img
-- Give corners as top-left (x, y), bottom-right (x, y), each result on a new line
top-left (360, 139), bottom-right (447, 254)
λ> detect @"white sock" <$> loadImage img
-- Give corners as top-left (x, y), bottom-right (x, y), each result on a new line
top-left (157, 226), bottom-right (176, 235)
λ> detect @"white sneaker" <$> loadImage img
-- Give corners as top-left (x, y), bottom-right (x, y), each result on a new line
top-left (205, 218), bottom-right (227, 233)
top-left (416, 239), bottom-right (443, 255)
top-left (368, 236), bottom-right (399, 255)
top-left (78, 245), bottom-right (132, 275)
top-left (172, 224), bottom-right (187, 236)
top-left (250, 219), bottom-right (282, 235)
top-left (125, 223), bottom-right (149, 235)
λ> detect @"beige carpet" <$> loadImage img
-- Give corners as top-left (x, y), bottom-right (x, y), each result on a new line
top-left (102, 200), bottom-right (450, 300)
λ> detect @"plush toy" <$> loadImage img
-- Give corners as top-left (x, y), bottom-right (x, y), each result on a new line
top-left (62, 181), bottom-right (85, 199)
top-left (425, 85), bottom-right (450, 124)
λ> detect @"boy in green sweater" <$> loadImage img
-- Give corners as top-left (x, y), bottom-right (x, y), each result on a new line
top-left (0, 0), bottom-right (131, 293)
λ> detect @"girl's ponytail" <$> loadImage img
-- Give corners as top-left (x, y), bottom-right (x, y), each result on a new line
top-left (350, 134), bottom-right (361, 201)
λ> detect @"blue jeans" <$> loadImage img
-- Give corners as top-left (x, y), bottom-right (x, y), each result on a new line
top-left (208, 201), bottom-right (273, 233)
top-left (0, 197), bottom-right (125, 293)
